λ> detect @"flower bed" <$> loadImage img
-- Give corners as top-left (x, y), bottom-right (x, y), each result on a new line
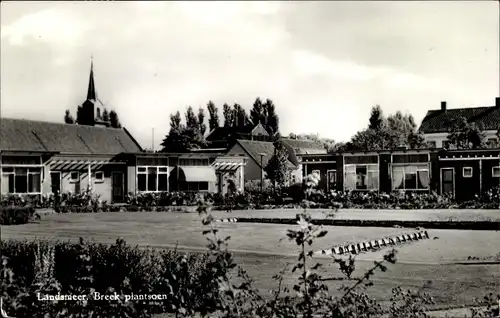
top-left (2, 186), bottom-right (498, 212)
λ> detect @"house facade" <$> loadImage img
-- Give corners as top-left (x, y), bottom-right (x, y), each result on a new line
top-left (226, 139), bottom-right (297, 183)
top-left (298, 148), bottom-right (500, 201)
top-left (0, 119), bottom-right (248, 202)
top-left (0, 118), bottom-right (143, 203)
top-left (205, 122), bottom-right (271, 149)
top-left (121, 152), bottom-right (247, 195)
top-left (419, 97), bottom-right (500, 149)
top-left (0, 60), bottom-right (248, 202)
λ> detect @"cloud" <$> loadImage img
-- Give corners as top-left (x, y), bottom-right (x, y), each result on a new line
top-left (383, 72), bottom-right (444, 91)
top-left (291, 49), bottom-right (449, 92)
top-left (1, 8), bottom-right (91, 47)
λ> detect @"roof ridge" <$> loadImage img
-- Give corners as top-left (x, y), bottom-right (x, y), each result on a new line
top-left (3, 117), bottom-right (124, 130)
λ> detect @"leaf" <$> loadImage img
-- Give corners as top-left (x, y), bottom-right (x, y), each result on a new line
top-left (316, 230), bottom-right (328, 238)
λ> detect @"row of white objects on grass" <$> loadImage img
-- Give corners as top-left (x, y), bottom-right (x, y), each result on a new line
top-left (315, 230), bottom-right (430, 256)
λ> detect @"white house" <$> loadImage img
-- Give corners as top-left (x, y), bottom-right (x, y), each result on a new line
top-left (419, 97), bottom-right (500, 149)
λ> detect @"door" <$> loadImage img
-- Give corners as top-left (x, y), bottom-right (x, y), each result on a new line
top-left (50, 172), bottom-right (61, 194)
top-left (112, 172), bottom-right (124, 203)
top-left (327, 170), bottom-right (337, 192)
top-left (441, 168), bottom-right (454, 197)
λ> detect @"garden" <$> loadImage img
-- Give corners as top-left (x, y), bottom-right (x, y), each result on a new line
top-left (1, 201), bottom-right (499, 317)
top-left (0, 175), bottom-right (499, 317)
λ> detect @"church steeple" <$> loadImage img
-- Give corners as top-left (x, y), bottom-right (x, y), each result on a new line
top-left (87, 56), bottom-right (96, 101)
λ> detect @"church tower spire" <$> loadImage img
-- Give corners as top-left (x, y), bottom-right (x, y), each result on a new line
top-left (87, 55), bottom-right (96, 101)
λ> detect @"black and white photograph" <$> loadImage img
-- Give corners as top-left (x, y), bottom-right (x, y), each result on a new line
top-left (1, 1), bottom-right (499, 317)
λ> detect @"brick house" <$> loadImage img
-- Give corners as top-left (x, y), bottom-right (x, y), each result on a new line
top-left (419, 97), bottom-right (500, 149)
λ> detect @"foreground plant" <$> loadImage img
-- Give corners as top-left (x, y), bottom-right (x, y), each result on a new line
top-left (192, 173), bottom-right (441, 318)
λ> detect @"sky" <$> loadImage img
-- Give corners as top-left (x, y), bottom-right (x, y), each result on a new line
top-left (1, 1), bottom-right (499, 150)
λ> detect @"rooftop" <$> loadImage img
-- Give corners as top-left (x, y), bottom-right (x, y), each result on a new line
top-left (0, 117), bottom-right (142, 155)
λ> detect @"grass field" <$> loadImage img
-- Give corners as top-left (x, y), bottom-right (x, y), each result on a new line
top-left (2, 211), bottom-right (499, 310)
top-left (209, 208), bottom-right (500, 222)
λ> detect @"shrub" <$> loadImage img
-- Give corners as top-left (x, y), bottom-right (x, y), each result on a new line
top-left (1, 193), bottom-right (54, 208)
top-left (0, 238), bottom-right (219, 317)
top-left (0, 206), bottom-right (35, 225)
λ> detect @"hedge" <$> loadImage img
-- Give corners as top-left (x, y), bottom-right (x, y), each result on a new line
top-left (0, 206), bottom-right (35, 225)
top-left (0, 239), bottom-right (220, 317)
top-left (228, 217), bottom-right (500, 231)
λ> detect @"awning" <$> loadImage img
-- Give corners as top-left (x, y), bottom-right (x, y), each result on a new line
top-left (179, 166), bottom-right (217, 182)
top-left (211, 162), bottom-right (243, 172)
top-left (45, 157), bottom-right (125, 170)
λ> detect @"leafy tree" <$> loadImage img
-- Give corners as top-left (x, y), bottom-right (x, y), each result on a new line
top-left (102, 108), bottom-right (110, 122)
top-left (64, 110), bottom-right (75, 124)
top-left (264, 140), bottom-right (289, 191)
top-left (185, 106), bottom-right (198, 130)
top-left (250, 97), bottom-right (265, 125)
top-left (223, 103), bottom-right (234, 128)
top-left (348, 106), bottom-right (426, 151)
top-left (264, 99), bottom-right (279, 135)
top-left (446, 117), bottom-right (486, 149)
top-left (161, 106), bottom-right (207, 152)
top-left (368, 105), bottom-right (384, 130)
top-left (233, 103), bottom-right (248, 127)
top-left (198, 107), bottom-right (207, 136)
top-left (207, 101), bottom-right (219, 131)
top-left (109, 110), bottom-right (122, 128)
top-left (161, 111), bottom-right (189, 152)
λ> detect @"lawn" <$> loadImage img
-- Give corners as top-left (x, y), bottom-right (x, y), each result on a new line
top-left (2, 211), bottom-right (499, 311)
top-left (210, 208), bottom-right (500, 222)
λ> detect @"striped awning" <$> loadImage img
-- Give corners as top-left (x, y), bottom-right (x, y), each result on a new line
top-left (46, 157), bottom-right (125, 170)
top-left (212, 161), bottom-right (244, 172)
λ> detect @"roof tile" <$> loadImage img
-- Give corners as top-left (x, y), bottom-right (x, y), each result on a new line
top-left (419, 106), bottom-right (500, 133)
top-left (0, 118), bottom-right (142, 154)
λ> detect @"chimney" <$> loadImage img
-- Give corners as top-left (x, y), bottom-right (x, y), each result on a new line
top-left (441, 101), bottom-right (447, 112)
top-left (495, 97), bottom-right (499, 108)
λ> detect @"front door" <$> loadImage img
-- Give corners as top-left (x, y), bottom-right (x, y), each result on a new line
top-left (441, 168), bottom-right (454, 197)
top-left (327, 170), bottom-right (337, 192)
top-left (50, 172), bottom-right (61, 194)
top-left (112, 172), bottom-right (124, 203)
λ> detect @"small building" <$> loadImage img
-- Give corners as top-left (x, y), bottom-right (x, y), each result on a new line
top-left (0, 118), bottom-right (143, 203)
top-left (299, 154), bottom-right (339, 191)
top-left (205, 121), bottom-right (271, 149)
top-left (435, 149), bottom-right (500, 200)
top-left (281, 138), bottom-right (328, 184)
top-left (419, 97), bottom-right (500, 148)
top-left (299, 147), bottom-right (500, 201)
top-left (226, 139), bottom-right (297, 183)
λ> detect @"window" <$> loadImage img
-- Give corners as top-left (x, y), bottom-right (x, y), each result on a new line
top-left (70, 171), bottom-right (79, 183)
top-left (442, 140), bottom-right (450, 149)
top-left (137, 166), bottom-right (169, 192)
top-left (493, 167), bottom-right (500, 178)
top-left (392, 165), bottom-right (429, 190)
top-left (94, 171), bottom-right (104, 182)
top-left (1, 167), bottom-right (41, 194)
top-left (463, 167), bottom-right (473, 178)
top-left (427, 141), bottom-right (436, 148)
top-left (327, 170), bottom-right (337, 191)
top-left (179, 158), bottom-right (210, 166)
top-left (345, 164), bottom-right (379, 191)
